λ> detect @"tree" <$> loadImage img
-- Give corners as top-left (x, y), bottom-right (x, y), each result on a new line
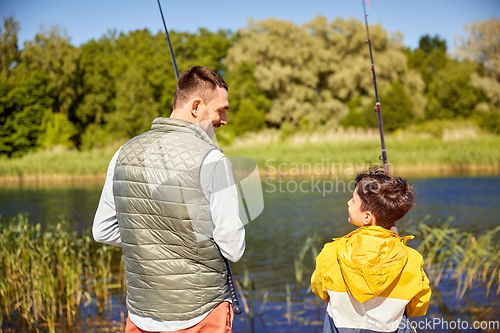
top-left (406, 34), bottom-right (448, 89)
top-left (226, 16), bottom-right (425, 130)
top-left (0, 71), bottom-right (53, 156)
top-left (418, 34), bottom-right (447, 55)
top-left (380, 81), bottom-right (415, 131)
top-left (77, 28), bottom-right (236, 147)
top-left (174, 28), bottom-right (235, 74)
top-left (0, 18), bottom-right (66, 155)
top-left (77, 34), bottom-right (117, 149)
top-left (341, 82), bottom-right (415, 131)
top-left (0, 20), bottom-right (239, 155)
top-left (21, 27), bottom-right (81, 116)
top-left (457, 18), bottom-right (500, 81)
top-left (426, 60), bottom-right (487, 119)
top-left (456, 19), bottom-right (500, 133)
top-left (37, 111), bottom-right (77, 149)
top-left (0, 15), bottom-right (20, 77)
top-left (223, 61), bottom-right (269, 138)
top-left (17, 26), bottom-right (82, 149)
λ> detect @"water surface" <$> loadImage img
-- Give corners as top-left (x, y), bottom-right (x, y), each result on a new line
top-left (1, 175), bottom-right (499, 332)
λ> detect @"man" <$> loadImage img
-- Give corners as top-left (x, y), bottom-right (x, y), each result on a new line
top-left (93, 66), bottom-right (246, 332)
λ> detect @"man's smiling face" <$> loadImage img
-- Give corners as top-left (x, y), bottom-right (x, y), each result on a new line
top-left (198, 87), bottom-right (228, 138)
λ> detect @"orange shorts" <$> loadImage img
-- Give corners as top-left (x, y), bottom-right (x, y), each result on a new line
top-left (125, 301), bottom-right (234, 333)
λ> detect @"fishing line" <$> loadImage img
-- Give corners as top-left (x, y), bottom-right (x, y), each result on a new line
top-left (362, 0), bottom-right (390, 175)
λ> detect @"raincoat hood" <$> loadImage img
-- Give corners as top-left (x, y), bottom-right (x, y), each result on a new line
top-left (335, 226), bottom-right (414, 303)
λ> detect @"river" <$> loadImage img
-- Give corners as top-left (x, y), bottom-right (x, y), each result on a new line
top-left (1, 175), bottom-right (499, 332)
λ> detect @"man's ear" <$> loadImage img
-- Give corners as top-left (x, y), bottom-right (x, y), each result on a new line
top-left (190, 98), bottom-right (203, 118)
top-left (363, 211), bottom-right (376, 226)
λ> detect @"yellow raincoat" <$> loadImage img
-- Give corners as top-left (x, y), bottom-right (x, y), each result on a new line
top-left (311, 226), bottom-right (431, 331)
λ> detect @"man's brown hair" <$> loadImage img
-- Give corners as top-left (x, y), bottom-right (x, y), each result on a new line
top-left (173, 66), bottom-right (228, 109)
top-left (355, 166), bottom-right (416, 229)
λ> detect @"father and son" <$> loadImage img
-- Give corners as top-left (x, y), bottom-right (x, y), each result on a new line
top-left (93, 66), bottom-right (431, 333)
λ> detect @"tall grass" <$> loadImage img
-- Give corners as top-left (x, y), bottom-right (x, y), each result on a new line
top-left (401, 216), bottom-right (500, 299)
top-left (225, 130), bottom-right (500, 176)
top-left (1, 127), bottom-right (499, 180)
top-left (0, 214), bottom-right (124, 333)
top-left (294, 235), bottom-right (319, 284)
top-left (0, 147), bottom-right (116, 181)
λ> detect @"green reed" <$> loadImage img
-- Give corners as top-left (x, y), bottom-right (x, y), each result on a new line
top-left (1, 130), bottom-right (499, 180)
top-left (294, 235), bottom-right (319, 285)
top-left (401, 216), bottom-right (500, 299)
top-left (0, 214), bottom-right (124, 333)
top-left (0, 147), bottom-right (116, 178)
top-left (225, 134), bottom-right (500, 176)
top-left (285, 284), bottom-right (291, 325)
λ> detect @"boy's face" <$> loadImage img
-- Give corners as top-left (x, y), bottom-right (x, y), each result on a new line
top-left (347, 188), bottom-right (375, 227)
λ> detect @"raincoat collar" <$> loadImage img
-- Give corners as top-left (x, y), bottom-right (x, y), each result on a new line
top-left (334, 226), bottom-right (414, 303)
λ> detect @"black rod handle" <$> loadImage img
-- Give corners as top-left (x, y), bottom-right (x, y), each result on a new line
top-left (224, 258), bottom-right (242, 315)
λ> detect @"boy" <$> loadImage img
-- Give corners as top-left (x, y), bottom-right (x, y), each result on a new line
top-left (311, 166), bottom-right (431, 333)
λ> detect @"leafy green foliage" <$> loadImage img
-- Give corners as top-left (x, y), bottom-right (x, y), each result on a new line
top-left (426, 60), bottom-right (487, 119)
top-left (0, 71), bottom-right (54, 156)
top-left (20, 26), bottom-right (82, 119)
top-left (224, 61), bottom-right (270, 138)
top-left (406, 35), bottom-right (448, 99)
top-left (76, 35), bottom-right (117, 147)
top-left (341, 82), bottom-right (415, 131)
top-left (0, 15), bottom-right (20, 77)
top-left (406, 48), bottom-right (447, 89)
top-left (457, 18), bottom-right (500, 81)
top-left (225, 16), bottom-right (420, 129)
top-left (76, 28), bottom-right (236, 146)
top-left (481, 109), bottom-right (500, 134)
top-left (0, 15), bottom-right (499, 158)
top-left (418, 34), bottom-right (447, 54)
top-left (380, 82), bottom-right (415, 131)
top-left (37, 111), bottom-right (77, 149)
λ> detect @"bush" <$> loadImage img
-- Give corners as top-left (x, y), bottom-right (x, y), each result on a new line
top-left (481, 110), bottom-right (500, 134)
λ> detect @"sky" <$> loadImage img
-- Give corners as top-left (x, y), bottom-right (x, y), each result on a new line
top-left (1, 0), bottom-right (499, 52)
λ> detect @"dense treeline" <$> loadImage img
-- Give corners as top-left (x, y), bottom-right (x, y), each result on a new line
top-left (0, 15), bottom-right (499, 157)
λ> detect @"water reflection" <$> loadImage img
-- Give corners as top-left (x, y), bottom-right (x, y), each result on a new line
top-left (407, 176), bottom-right (500, 233)
top-left (0, 182), bottom-right (103, 233)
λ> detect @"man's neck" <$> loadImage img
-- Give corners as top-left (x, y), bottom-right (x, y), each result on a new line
top-left (170, 109), bottom-right (194, 123)
top-left (170, 109), bottom-right (215, 139)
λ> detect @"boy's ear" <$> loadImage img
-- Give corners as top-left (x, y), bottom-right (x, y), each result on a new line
top-left (363, 211), bottom-right (377, 226)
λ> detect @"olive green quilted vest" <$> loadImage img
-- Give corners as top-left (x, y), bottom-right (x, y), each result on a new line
top-left (113, 117), bottom-right (230, 321)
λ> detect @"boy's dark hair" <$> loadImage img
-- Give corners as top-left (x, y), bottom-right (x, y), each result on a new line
top-left (173, 66), bottom-right (228, 109)
top-left (355, 166), bottom-right (416, 229)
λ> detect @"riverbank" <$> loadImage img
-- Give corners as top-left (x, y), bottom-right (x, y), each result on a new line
top-left (1, 128), bottom-right (499, 184)
top-left (224, 128), bottom-right (500, 176)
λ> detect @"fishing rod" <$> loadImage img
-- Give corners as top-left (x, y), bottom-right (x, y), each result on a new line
top-left (156, 0), bottom-right (242, 316)
top-left (362, 0), bottom-right (390, 175)
top-left (224, 257), bottom-right (242, 315)
top-left (157, 0), bottom-right (179, 80)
